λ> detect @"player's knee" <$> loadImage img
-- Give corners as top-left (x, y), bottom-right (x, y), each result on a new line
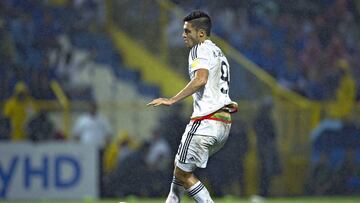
top-left (174, 166), bottom-right (192, 183)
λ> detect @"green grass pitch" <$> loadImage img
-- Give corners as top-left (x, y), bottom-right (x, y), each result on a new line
top-left (1, 196), bottom-right (360, 203)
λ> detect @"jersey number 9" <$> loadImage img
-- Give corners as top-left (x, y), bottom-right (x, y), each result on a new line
top-left (220, 61), bottom-right (229, 94)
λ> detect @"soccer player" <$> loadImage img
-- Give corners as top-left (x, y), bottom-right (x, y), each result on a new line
top-left (147, 10), bottom-right (237, 203)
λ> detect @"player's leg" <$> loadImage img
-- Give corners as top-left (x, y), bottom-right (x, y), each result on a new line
top-left (165, 121), bottom-right (197, 203)
top-left (166, 119), bottom-right (229, 203)
top-left (174, 165), bottom-right (214, 203)
top-left (165, 164), bottom-right (185, 203)
top-left (174, 130), bottom-right (217, 202)
top-left (180, 120), bottom-right (230, 202)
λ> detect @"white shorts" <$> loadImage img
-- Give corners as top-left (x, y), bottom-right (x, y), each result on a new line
top-left (175, 119), bottom-right (231, 172)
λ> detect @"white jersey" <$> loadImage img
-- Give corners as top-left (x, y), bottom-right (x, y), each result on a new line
top-left (188, 39), bottom-right (233, 118)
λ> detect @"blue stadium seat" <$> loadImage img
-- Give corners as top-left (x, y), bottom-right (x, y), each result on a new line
top-left (113, 66), bottom-right (140, 83)
top-left (137, 82), bottom-right (160, 98)
top-left (71, 31), bottom-right (160, 98)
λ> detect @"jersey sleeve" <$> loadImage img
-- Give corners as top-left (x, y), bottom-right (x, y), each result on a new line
top-left (190, 44), bottom-right (211, 73)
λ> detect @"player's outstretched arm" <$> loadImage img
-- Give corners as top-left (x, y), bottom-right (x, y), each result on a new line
top-left (147, 97), bottom-right (175, 107)
top-left (147, 69), bottom-right (208, 107)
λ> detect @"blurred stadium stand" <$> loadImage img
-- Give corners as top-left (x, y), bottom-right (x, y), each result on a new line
top-left (1, 0), bottom-right (360, 200)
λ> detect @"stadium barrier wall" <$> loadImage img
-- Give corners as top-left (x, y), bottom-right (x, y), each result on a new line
top-left (0, 142), bottom-right (99, 200)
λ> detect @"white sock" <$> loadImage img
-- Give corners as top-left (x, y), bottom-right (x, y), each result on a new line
top-left (186, 181), bottom-right (214, 203)
top-left (165, 176), bottom-right (185, 203)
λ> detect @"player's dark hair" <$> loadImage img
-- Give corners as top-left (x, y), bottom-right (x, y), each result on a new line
top-left (183, 10), bottom-right (211, 36)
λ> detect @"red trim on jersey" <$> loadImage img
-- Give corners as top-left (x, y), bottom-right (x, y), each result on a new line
top-left (191, 111), bottom-right (232, 124)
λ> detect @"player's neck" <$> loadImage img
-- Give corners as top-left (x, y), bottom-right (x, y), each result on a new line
top-left (199, 37), bottom-right (209, 43)
top-left (193, 38), bottom-right (209, 46)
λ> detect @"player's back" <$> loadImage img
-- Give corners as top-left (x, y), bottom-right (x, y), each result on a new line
top-left (188, 40), bottom-right (232, 118)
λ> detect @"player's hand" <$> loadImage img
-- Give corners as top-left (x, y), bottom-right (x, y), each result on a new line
top-left (147, 98), bottom-right (175, 107)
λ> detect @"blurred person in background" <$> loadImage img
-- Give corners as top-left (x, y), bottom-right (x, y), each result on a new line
top-left (145, 130), bottom-right (172, 197)
top-left (116, 132), bottom-right (138, 166)
top-left (0, 112), bottom-right (10, 140)
top-left (102, 132), bottom-right (138, 197)
top-left (145, 130), bottom-right (172, 171)
top-left (29, 57), bottom-right (57, 100)
top-left (253, 97), bottom-right (282, 197)
top-left (26, 110), bottom-right (55, 142)
top-left (56, 51), bottom-right (80, 88)
top-left (105, 141), bottom-right (151, 198)
top-left (73, 101), bottom-right (113, 148)
top-left (3, 82), bottom-right (36, 141)
top-left (56, 50), bottom-right (93, 99)
top-left (72, 100), bottom-right (113, 197)
top-left (331, 149), bottom-right (360, 195)
top-left (72, 0), bottom-right (105, 32)
top-left (205, 118), bottom-right (248, 197)
top-left (148, 10), bottom-right (238, 203)
top-left (327, 59), bottom-right (356, 120)
top-left (306, 151), bottom-right (334, 195)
